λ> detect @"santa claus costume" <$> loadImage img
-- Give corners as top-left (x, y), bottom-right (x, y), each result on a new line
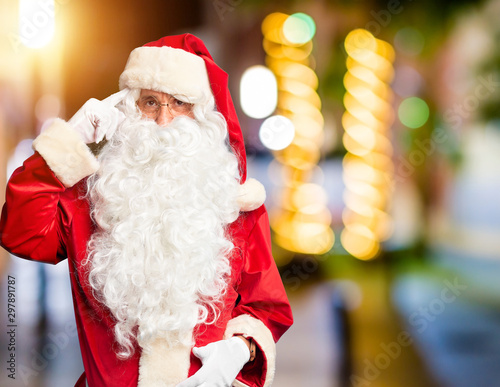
top-left (0, 34), bottom-right (293, 387)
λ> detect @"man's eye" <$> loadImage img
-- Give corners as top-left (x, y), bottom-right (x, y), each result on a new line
top-left (173, 98), bottom-right (185, 107)
top-left (145, 99), bottom-right (158, 107)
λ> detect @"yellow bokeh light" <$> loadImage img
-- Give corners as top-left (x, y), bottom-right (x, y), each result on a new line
top-left (344, 89), bottom-right (392, 121)
top-left (343, 180), bottom-right (383, 205)
top-left (294, 222), bottom-right (334, 254)
top-left (280, 78), bottom-right (317, 101)
top-left (341, 30), bottom-right (395, 260)
top-left (263, 39), bottom-right (286, 59)
top-left (344, 33), bottom-right (395, 83)
top-left (343, 104), bottom-right (381, 128)
top-left (343, 156), bottom-right (392, 186)
top-left (340, 224), bottom-right (380, 260)
top-left (343, 189), bottom-right (386, 215)
top-left (343, 208), bottom-right (394, 241)
top-left (345, 29), bottom-right (377, 57)
top-left (342, 112), bottom-right (385, 134)
top-left (343, 129), bottom-right (393, 158)
top-left (345, 64), bottom-right (379, 86)
top-left (282, 41), bottom-right (313, 61)
top-left (278, 137), bottom-right (320, 170)
top-left (269, 60), bottom-right (319, 89)
top-left (279, 92), bottom-right (321, 115)
top-left (292, 183), bottom-right (328, 208)
top-left (263, 12), bottom-right (333, 256)
top-left (273, 216), bottom-right (334, 255)
top-left (344, 68), bottom-right (392, 104)
top-left (375, 38), bottom-right (396, 63)
top-left (262, 12), bottom-right (288, 43)
top-left (290, 114), bottom-right (324, 143)
top-left (343, 125), bottom-right (376, 151)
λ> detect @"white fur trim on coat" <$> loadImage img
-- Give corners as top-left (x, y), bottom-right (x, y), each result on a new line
top-left (32, 118), bottom-right (99, 188)
top-left (224, 314), bottom-right (276, 387)
top-left (119, 46), bottom-right (212, 104)
top-left (138, 335), bottom-right (192, 387)
top-left (238, 178), bottom-right (266, 212)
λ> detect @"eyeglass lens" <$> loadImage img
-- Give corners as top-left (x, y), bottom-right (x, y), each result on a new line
top-left (137, 95), bottom-right (192, 117)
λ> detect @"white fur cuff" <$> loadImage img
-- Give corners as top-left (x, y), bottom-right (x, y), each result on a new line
top-left (238, 178), bottom-right (266, 212)
top-left (32, 119), bottom-right (99, 188)
top-left (224, 314), bottom-right (276, 387)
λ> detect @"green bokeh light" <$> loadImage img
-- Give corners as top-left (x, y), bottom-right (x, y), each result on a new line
top-left (398, 97), bottom-right (430, 128)
top-left (394, 27), bottom-right (425, 56)
top-left (283, 13), bottom-right (316, 44)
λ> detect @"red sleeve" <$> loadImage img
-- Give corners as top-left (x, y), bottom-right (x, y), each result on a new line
top-left (233, 207), bottom-right (293, 339)
top-left (0, 152), bottom-right (69, 264)
top-left (224, 206), bottom-right (293, 387)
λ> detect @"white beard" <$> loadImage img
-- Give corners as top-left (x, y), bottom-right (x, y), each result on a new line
top-left (86, 115), bottom-right (240, 358)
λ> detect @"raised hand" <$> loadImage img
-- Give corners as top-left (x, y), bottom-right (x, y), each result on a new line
top-left (68, 89), bottom-right (128, 143)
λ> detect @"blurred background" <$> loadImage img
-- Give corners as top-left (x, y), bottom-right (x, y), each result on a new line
top-left (1, 0), bottom-right (500, 386)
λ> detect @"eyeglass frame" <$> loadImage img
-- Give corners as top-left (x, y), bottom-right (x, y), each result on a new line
top-left (135, 94), bottom-right (194, 119)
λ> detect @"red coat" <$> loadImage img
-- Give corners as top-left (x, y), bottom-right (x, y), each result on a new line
top-left (0, 121), bottom-right (293, 387)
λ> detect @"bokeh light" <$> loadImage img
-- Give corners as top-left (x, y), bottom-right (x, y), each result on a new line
top-left (398, 97), bottom-right (430, 128)
top-left (259, 115), bottom-right (295, 150)
top-left (240, 65), bottom-right (278, 119)
top-left (394, 27), bottom-right (425, 56)
top-left (392, 65), bottom-right (424, 97)
top-left (340, 224), bottom-right (380, 260)
top-left (341, 29), bottom-right (395, 260)
top-left (261, 12), bottom-right (334, 255)
top-left (345, 28), bottom-right (378, 60)
top-left (282, 13), bottom-right (316, 45)
top-left (35, 94), bottom-right (61, 122)
top-left (19, 0), bottom-right (55, 48)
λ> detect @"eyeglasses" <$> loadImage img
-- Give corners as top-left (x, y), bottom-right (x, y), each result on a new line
top-left (136, 94), bottom-right (193, 118)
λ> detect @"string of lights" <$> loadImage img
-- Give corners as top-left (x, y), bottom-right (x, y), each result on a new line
top-left (340, 28), bottom-right (396, 260)
top-left (259, 12), bottom-right (334, 255)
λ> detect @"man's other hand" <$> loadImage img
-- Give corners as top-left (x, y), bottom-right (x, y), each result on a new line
top-left (176, 337), bottom-right (250, 387)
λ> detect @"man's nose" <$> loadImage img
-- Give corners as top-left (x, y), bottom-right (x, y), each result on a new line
top-left (156, 105), bottom-right (174, 126)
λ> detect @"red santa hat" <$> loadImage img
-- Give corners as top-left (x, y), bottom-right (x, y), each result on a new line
top-left (119, 33), bottom-right (248, 184)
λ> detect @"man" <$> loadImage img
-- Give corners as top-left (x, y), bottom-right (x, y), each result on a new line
top-left (0, 34), bottom-right (293, 387)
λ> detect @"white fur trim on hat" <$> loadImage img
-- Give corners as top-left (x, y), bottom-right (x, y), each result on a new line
top-left (238, 178), bottom-right (266, 212)
top-left (224, 314), bottom-right (276, 387)
top-left (32, 118), bottom-right (99, 188)
top-left (119, 46), bottom-right (212, 104)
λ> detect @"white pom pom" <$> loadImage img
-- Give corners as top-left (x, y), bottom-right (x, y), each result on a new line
top-left (237, 178), bottom-right (266, 212)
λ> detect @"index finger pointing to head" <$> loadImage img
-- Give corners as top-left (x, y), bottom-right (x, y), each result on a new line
top-left (102, 89), bottom-right (129, 106)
